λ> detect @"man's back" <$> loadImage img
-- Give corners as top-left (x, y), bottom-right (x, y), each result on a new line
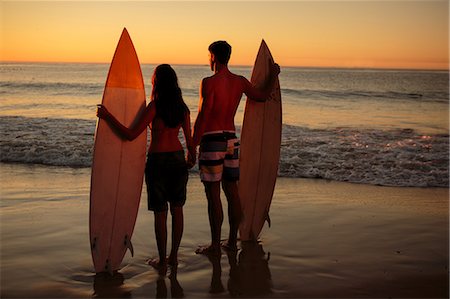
top-left (201, 68), bottom-right (247, 133)
top-left (192, 40), bottom-right (277, 146)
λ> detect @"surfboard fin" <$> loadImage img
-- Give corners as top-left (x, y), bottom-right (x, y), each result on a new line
top-left (266, 213), bottom-right (271, 228)
top-left (105, 259), bottom-right (113, 276)
top-left (91, 237), bottom-right (99, 256)
top-left (124, 235), bottom-right (134, 257)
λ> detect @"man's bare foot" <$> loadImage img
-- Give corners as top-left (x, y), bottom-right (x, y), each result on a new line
top-left (195, 244), bottom-right (221, 256)
top-left (220, 240), bottom-right (238, 252)
top-left (147, 258), bottom-right (168, 276)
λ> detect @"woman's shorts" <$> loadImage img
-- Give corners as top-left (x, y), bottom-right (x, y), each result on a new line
top-left (145, 151), bottom-right (188, 212)
top-left (198, 131), bottom-right (240, 182)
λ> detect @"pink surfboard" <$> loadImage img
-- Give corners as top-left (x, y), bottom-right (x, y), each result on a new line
top-left (239, 40), bottom-right (282, 241)
top-left (89, 28), bottom-right (147, 273)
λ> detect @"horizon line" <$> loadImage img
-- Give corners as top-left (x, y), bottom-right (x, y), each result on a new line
top-left (0, 60), bottom-right (448, 72)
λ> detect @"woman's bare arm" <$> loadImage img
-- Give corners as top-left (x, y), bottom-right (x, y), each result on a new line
top-left (97, 102), bottom-right (155, 141)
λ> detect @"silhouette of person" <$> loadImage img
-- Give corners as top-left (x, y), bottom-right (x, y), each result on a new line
top-left (97, 64), bottom-right (196, 276)
top-left (192, 41), bottom-right (280, 255)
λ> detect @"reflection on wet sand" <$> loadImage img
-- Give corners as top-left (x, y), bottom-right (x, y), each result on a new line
top-left (92, 266), bottom-right (184, 299)
top-left (229, 241), bottom-right (272, 297)
top-left (155, 268), bottom-right (185, 298)
top-left (207, 241), bottom-right (272, 297)
top-left (208, 254), bottom-right (225, 294)
top-left (93, 272), bottom-right (131, 298)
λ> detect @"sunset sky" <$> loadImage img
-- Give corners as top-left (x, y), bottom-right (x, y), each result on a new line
top-left (1, 1), bottom-right (448, 70)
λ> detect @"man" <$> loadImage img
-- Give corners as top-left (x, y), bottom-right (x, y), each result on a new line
top-left (192, 40), bottom-right (280, 255)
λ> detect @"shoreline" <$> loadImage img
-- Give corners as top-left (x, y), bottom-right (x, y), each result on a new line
top-left (1, 161), bottom-right (448, 190)
top-left (1, 163), bottom-right (449, 298)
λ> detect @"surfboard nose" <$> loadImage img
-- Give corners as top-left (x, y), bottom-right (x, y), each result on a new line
top-left (105, 28), bottom-right (144, 90)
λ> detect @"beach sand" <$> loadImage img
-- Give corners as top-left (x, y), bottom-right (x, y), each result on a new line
top-left (1, 163), bottom-right (448, 298)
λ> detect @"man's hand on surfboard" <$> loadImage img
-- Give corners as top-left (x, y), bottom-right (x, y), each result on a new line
top-left (264, 63), bottom-right (280, 102)
top-left (272, 63), bottom-right (280, 77)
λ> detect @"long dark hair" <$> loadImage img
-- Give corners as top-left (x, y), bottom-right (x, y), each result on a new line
top-left (151, 64), bottom-right (189, 128)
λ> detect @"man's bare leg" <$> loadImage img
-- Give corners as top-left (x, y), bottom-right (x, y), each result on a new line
top-left (222, 179), bottom-right (241, 251)
top-left (196, 181), bottom-right (223, 255)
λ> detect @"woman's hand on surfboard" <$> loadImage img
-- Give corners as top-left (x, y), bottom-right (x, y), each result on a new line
top-left (96, 104), bottom-right (110, 120)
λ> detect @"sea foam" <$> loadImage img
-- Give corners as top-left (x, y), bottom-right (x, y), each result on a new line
top-left (1, 116), bottom-right (448, 188)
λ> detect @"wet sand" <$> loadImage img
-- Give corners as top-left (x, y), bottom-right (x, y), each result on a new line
top-left (1, 163), bottom-right (448, 298)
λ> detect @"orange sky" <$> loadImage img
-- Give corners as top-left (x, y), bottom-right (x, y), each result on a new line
top-left (1, 1), bottom-right (448, 70)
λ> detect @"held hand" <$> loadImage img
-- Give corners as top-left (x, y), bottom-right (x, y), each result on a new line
top-left (186, 160), bottom-right (195, 169)
top-left (186, 148), bottom-right (197, 169)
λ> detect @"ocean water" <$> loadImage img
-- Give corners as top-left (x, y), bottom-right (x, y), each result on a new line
top-left (0, 62), bottom-right (448, 187)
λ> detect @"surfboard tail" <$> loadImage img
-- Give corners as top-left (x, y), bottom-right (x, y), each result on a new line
top-left (124, 234), bottom-right (134, 257)
top-left (266, 212), bottom-right (271, 228)
top-left (90, 28), bottom-right (146, 274)
top-left (238, 39), bottom-right (280, 244)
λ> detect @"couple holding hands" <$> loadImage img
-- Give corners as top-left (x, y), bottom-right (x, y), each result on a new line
top-left (97, 40), bottom-right (280, 275)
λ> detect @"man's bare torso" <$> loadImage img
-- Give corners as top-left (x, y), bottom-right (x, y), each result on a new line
top-left (201, 69), bottom-right (249, 133)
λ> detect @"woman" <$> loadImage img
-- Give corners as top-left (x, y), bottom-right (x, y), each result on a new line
top-left (97, 64), bottom-right (195, 275)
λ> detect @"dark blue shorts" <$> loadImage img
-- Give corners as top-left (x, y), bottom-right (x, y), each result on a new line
top-left (145, 151), bottom-right (188, 212)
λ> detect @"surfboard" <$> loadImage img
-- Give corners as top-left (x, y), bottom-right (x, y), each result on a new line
top-left (239, 40), bottom-right (282, 242)
top-left (89, 28), bottom-right (147, 273)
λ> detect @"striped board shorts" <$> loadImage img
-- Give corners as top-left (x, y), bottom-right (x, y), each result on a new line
top-left (199, 131), bottom-right (240, 182)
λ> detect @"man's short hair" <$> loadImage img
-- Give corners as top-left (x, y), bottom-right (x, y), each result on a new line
top-left (208, 41), bottom-right (232, 65)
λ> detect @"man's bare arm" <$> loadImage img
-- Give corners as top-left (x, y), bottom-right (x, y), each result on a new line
top-left (192, 78), bottom-right (213, 146)
top-left (243, 63), bottom-right (280, 102)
